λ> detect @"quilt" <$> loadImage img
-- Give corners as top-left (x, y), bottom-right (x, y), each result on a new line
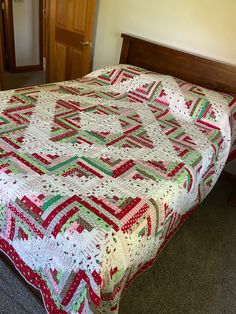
top-left (0, 65), bottom-right (235, 313)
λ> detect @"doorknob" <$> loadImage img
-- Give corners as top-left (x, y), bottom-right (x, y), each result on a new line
top-left (79, 41), bottom-right (90, 47)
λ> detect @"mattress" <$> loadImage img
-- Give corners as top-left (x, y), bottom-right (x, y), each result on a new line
top-left (0, 65), bottom-right (235, 313)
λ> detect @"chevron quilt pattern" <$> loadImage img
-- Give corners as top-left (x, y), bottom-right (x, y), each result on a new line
top-left (0, 65), bottom-right (235, 313)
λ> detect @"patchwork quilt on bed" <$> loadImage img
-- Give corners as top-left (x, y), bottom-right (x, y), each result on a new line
top-left (0, 65), bottom-right (235, 313)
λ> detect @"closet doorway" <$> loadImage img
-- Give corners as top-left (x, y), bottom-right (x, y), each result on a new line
top-left (0, 0), bottom-right (45, 90)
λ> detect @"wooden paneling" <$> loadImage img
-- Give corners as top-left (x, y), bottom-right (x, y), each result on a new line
top-left (70, 48), bottom-right (83, 79)
top-left (55, 28), bottom-right (83, 49)
top-left (54, 42), bottom-right (66, 82)
top-left (56, 0), bottom-right (68, 28)
top-left (74, 0), bottom-right (87, 33)
top-left (55, 0), bottom-right (87, 32)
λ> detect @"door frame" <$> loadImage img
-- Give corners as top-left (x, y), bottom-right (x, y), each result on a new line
top-left (0, 47), bottom-right (5, 89)
top-left (0, 2), bottom-right (4, 89)
top-left (3, 0), bottom-right (43, 73)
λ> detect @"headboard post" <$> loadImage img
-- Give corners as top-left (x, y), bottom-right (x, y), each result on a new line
top-left (120, 33), bottom-right (236, 94)
top-left (119, 35), bottom-right (130, 64)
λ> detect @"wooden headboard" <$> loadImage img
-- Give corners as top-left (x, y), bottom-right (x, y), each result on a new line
top-left (120, 34), bottom-right (236, 94)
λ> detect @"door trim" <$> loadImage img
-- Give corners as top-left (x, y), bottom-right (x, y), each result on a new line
top-left (0, 21), bottom-right (4, 90)
top-left (3, 0), bottom-right (43, 73)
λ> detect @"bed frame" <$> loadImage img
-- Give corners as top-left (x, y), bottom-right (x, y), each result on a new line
top-left (120, 34), bottom-right (236, 94)
top-left (1, 33), bottom-right (236, 308)
top-left (120, 33), bottom-right (236, 206)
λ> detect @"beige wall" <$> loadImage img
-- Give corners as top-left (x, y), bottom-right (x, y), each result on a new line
top-left (13, 0), bottom-right (40, 66)
top-left (93, 0), bottom-right (236, 70)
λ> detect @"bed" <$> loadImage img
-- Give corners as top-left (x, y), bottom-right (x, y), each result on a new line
top-left (0, 33), bottom-right (236, 314)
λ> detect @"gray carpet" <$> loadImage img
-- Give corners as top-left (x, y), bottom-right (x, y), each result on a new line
top-left (0, 179), bottom-right (235, 314)
top-left (3, 71), bottom-right (45, 90)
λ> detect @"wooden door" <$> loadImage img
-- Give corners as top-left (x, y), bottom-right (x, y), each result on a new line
top-left (46, 0), bottom-right (97, 83)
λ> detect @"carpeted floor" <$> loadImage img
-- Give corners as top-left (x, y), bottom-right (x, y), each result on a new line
top-left (0, 179), bottom-right (235, 314)
top-left (3, 71), bottom-right (45, 90)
